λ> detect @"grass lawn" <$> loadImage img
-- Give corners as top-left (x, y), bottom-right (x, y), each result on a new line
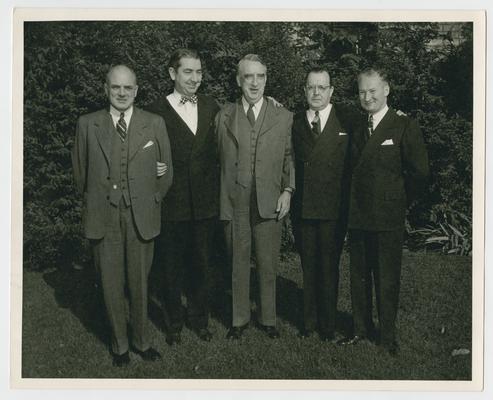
top-left (21, 250), bottom-right (472, 380)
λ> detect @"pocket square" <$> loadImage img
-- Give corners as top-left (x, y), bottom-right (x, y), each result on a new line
top-left (143, 140), bottom-right (154, 149)
top-left (381, 139), bottom-right (394, 145)
top-left (338, 132), bottom-right (347, 136)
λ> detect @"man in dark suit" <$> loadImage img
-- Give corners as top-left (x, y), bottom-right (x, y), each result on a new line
top-left (216, 54), bottom-right (294, 340)
top-left (338, 66), bottom-right (429, 355)
top-left (147, 49), bottom-right (220, 345)
top-left (291, 67), bottom-right (351, 341)
top-left (72, 65), bottom-right (173, 366)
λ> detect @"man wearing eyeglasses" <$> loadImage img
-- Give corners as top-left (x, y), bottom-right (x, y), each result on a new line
top-left (216, 54), bottom-right (294, 340)
top-left (291, 66), bottom-right (351, 342)
top-left (72, 65), bottom-right (173, 366)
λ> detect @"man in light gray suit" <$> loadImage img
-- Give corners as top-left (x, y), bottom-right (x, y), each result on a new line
top-left (216, 54), bottom-right (294, 340)
top-left (72, 65), bottom-right (173, 366)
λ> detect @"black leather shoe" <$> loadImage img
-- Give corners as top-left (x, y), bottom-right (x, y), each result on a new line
top-left (132, 347), bottom-right (162, 361)
top-left (259, 325), bottom-right (280, 339)
top-left (297, 329), bottom-right (314, 339)
top-left (112, 351), bottom-right (130, 367)
top-left (337, 335), bottom-right (366, 346)
top-left (196, 327), bottom-right (213, 341)
top-left (226, 324), bottom-right (247, 340)
top-left (319, 331), bottom-right (335, 342)
top-left (166, 332), bottom-right (182, 346)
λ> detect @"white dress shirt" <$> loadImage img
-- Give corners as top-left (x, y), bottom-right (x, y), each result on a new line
top-left (306, 103), bottom-right (332, 132)
top-left (242, 96), bottom-right (264, 121)
top-left (167, 90), bottom-right (198, 134)
top-left (370, 105), bottom-right (389, 133)
top-left (109, 105), bottom-right (133, 129)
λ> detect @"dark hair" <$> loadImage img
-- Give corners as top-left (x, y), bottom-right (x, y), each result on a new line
top-left (358, 66), bottom-right (390, 85)
top-left (305, 66), bottom-right (331, 85)
top-left (168, 48), bottom-right (201, 71)
top-left (237, 54), bottom-right (267, 75)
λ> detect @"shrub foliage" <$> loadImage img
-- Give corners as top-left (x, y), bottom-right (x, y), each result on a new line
top-left (23, 21), bottom-right (473, 269)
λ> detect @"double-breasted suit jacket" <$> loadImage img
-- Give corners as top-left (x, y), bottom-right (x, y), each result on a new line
top-left (72, 107), bottom-right (173, 240)
top-left (147, 94), bottom-right (220, 222)
top-left (291, 105), bottom-right (351, 334)
top-left (292, 106), bottom-right (351, 222)
top-left (348, 108), bottom-right (429, 232)
top-left (146, 94), bottom-right (220, 334)
top-left (347, 107), bottom-right (429, 345)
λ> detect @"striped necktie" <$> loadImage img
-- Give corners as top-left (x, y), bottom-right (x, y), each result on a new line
top-left (311, 110), bottom-right (321, 136)
top-left (117, 112), bottom-right (127, 142)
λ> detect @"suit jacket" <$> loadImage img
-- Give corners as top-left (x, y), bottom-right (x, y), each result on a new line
top-left (72, 107), bottom-right (173, 240)
top-left (216, 98), bottom-right (294, 220)
top-left (291, 105), bottom-right (351, 221)
top-left (348, 108), bottom-right (429, 231)
top-left (146, 94), bottom-right (220, 221)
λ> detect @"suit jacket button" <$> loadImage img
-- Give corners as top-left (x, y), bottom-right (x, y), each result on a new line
top-left (113, 184), bottom-right (117, 189)
top-left (106, 195), bottom-right (109, 200)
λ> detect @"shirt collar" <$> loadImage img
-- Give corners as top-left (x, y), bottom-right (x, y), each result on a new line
top-left (370, 105), bottom-right (389, 129)
top-left (242, 96), bottom-right (264, 113)
top-left (307, 103), bottom-right (332, 121)
top-left (109, 105), bottom-right (133, 119)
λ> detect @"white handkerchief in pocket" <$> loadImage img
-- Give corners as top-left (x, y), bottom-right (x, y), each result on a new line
top-left (338, 132), bottom-right (347, 136)
top-left (143, 140), bottom-right (154, 149)
top-left (381, 139), bottom-right (394, 146)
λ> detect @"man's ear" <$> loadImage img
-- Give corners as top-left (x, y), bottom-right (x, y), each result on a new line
top-left (384, 83), bottom-right (390, 97)
top-left (169, 67), bottom-right (176, 81)
top-left (236, 74), bottom-right (241, 87)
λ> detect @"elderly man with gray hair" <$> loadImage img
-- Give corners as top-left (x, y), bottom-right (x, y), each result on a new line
top-left (215, 54), bottom-right (295, 340)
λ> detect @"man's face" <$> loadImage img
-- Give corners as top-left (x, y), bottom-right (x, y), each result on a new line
top-left (304, 71), bottom-right (334, 111)
top-left (104, 67), bottom-right (138, 112)
top-left (358, 73), bottom-right (389, 114)
top-left (169, 57), bottom-right (202, 96)
top-left (237, 60), bottom-right (267, 104)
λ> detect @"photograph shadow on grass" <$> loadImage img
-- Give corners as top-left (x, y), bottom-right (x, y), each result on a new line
top-left (42, 264), bottom-right (110, 348)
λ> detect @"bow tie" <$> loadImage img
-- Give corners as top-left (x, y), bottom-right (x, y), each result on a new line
top-left (179, 94), bottom-right (198, 105)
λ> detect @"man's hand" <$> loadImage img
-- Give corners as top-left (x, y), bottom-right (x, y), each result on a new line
top-left (267, 96), bottom-right (284, 108)
top-left (157, 161), bottom-right (168, 177)
top-left (276, 190), bottom-right (292, 220)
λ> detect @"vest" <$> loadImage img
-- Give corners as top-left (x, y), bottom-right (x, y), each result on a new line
top-left (108, 119), bottom-right (131, 207)
top-left (236, 100), bottom-right (268, 189)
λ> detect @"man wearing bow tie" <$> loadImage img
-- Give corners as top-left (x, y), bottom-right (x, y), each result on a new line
top-left (72, 65), bottom-right (173, 366)
top-left (338, 66), bottom-right (429, 355)
top-left (216, 54), bottom-right (294, 340)
top-left (146, 49), bottom-right (220, 345)
top-left (291, 67), bottom-right (352, 342)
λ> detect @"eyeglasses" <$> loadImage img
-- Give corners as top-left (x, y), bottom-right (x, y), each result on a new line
top-left (306, 85), bottom-right (332, 93)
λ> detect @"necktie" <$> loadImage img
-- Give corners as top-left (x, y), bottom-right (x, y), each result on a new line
top-left (117, 112), bottom-right (127, 142)
top-left (179, 94), bottom-right (198, 105)
top-left (311, 110), bottom-right (321, 136)
top-left (367, 114), bottom-right (374, 140)
top-left (247, 103), bottom-right (256, 127)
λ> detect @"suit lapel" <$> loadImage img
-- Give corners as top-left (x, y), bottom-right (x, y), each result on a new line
top-left (128, 107), bottom-right (149, 161)
top-left (191, 96), bottom-right (212, 156)
top-left (258, 100), bottom-right (279, 137)
top-left (223, 100), bottom-right (241, 147)
top-left (309, 107), bottom-right (345, 161)
top-left (94, 110), bottom-right (112, 166)
top-left (356, 108), bottom-right (397, 168)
